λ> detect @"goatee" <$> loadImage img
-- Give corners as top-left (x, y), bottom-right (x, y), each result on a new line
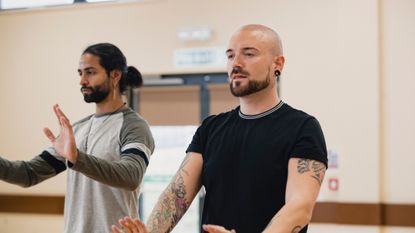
top-left (230, 75), bottom-right (270, 97)
top-left (81, 81), bottom-right (110, 103)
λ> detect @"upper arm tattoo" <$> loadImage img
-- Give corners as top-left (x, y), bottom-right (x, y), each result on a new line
top-left (297, 159), bottom-right (325, 185)
top-left (179, 153), bottom-right (191, 175)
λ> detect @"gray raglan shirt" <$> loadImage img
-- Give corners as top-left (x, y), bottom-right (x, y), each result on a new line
top-left (0, 107), bottom-right (154, 233)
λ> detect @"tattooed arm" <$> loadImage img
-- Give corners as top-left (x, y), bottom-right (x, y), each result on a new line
top-left (112, 152), bottom-right (203, 233)
top-left (262, 158), bottom-right (326, 233)
top-left (146, 152), bottom-right (203, 233)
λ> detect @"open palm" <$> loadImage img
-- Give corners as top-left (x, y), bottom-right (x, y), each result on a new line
top-left (43, 104), bottom-right (78, 163)
top-left (112, 217), bottom-right (148, 233)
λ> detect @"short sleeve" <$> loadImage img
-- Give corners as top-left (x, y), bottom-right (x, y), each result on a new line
top-left (120, 111), bottom-right (155, 166)
top-left (290, 117), bottom-right (328, 168)
top-left (186, 115), bottom-right (215, 154)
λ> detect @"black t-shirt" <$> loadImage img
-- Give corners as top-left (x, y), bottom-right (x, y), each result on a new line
top-left (186, 102), bottom-right (327, 233)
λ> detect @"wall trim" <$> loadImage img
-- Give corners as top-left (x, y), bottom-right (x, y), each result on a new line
top-left (311, 201), bottom-right (415, 227)
top-left (381, 203), bottom-right (415, 227)
top-left (0, 195), bottom-right (414, 227)
top-left (0, 194), bottom-right (64, 215)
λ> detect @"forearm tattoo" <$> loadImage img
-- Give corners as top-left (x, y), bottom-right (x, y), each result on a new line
top-left (291, 225), bottom-right (302, 233)
top-left (263, 214), bottom-right (280, 231)
top-left (263, 215), bottom-right (303, 233)
top-left (147, 155), bottom-right (191, 233)
top-left (297, 159), bottom-right (325, 185)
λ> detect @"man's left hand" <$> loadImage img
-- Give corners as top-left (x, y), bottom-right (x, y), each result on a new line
top-left (43, 104), bottom-right (78, 163)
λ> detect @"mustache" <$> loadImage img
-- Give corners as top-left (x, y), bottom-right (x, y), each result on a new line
top-left (80, 86), bottom-right (94, 92)
top-left (231, 67), bottom-right (249, 76)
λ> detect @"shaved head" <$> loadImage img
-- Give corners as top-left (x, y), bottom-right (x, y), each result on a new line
top-left (226, 24), bottom-right (285, 97)
top-left (233, 24), bottom-right (283, 56)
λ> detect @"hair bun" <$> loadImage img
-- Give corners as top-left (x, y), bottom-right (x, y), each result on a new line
top-left (126, 66), bottom-right (143, 88)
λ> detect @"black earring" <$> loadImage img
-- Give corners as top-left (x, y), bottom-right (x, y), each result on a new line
top-left (275, 70), bottom-right (281, 82)
top-left (274, 70), bottom-right (281, 77)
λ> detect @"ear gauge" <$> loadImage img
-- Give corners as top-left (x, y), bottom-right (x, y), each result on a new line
top-left (274, 70), bottom-right (281, 77)
top-left (274, 70), bottom-right (281, 82)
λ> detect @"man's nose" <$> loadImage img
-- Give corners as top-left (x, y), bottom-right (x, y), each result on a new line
top-left (231, 66), bottom-right (243, 75)
top-left (231, 54), bottom-right (243, 69)
top-left (79, 75), bottom-right (88, 86)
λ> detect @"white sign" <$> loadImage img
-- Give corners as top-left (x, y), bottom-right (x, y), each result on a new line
top-left (174, 47), bottom-right (226, 68)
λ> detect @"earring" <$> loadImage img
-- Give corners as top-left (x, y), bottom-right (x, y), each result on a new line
top-left (275, 70), bottom-right (281, 82)
top-left (112, 80), bottom-right (117, 100)
top-left (274, 70), bottom-right (281, 77)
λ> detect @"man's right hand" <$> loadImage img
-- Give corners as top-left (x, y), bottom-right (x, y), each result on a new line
top-left (112, 217), bottom-right (148, 233)
top-left (203, 224), bottom-right (237, 233)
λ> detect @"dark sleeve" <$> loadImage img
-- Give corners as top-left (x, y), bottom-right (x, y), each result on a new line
top-left (0, 150), bottom-right (66, 187)
top-left (290, 117), bottom-right (328, 168)
top-left (68, 150), bottom-right (147, 191)
top-left (186, 115), bottom-right (215, 154)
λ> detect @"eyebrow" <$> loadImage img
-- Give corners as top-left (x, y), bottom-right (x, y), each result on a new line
top-left (242, 47), bottom-right (259, 52)
top-left (77, 67), bottom-right (95, 73)
top-left (226, 47), bottom-right (259, 54)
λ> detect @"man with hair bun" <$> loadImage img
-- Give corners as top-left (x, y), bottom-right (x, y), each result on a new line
top-left (0, 43), bottom-right (154, 233)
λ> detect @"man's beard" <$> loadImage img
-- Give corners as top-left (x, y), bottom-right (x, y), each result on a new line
top-left (230, 72), bottom-right (271, 97)
top-left (81, 80), bottom-right (111, 103)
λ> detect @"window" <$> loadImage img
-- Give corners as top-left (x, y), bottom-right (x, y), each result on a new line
top-left (86, 0), bottom-right (115, 2)
top-left (0, 0), bottom-right (74, 9)
top-left (0, 0), bottom-right (117, 10)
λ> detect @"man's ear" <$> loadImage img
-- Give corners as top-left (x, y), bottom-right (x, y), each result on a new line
top-left (273, 55), bottom-right (285, 73)
top-left (110, 70), bottom-right (122, 83)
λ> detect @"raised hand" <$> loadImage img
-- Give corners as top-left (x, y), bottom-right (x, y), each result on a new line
top-left (112, 217), bottom-right (148, 233)
top-left (203, 224), bottom-right (237, 233)
top-left (43, 104), bottom-right (78, 163)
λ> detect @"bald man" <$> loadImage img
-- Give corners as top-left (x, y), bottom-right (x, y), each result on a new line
top-left (113, 24), bottom-right (328, 233)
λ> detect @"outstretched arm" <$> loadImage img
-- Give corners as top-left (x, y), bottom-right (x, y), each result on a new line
top-left (112, 152), bottom-right (203, 233)
top-left (262, 158), bottom-right (326, 233)
top-left (0, 152), bottom-right (65, 187)
top-left (0, 104), bottom-right (68, 187)
top-left (146, 152), bottom-right (203, 233)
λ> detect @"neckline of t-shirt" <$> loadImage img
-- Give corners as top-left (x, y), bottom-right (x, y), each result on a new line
top-left (94, 105), bottom-right (128, 119)
top-left (238, 101), bottom-right (284, 120)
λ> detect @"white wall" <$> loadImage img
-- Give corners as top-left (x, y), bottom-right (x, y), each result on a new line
top-left (381, 0), bottom-right (415, 204)
top-left (0, 0), bottom-right (414, 232)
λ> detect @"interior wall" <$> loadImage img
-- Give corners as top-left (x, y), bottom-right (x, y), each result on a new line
top-left (0, 0), bottom-right (413, 232)
top-left (381, 0), bottom-right (415, 204)
top-left (379, 0), bottom-right (415, 231)
top-left (139, 86), bottom-right (201, 125)
top-left (0, 213), bottom-right (63, 233)
top-left (0, 0), bottom-right (381, 199)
